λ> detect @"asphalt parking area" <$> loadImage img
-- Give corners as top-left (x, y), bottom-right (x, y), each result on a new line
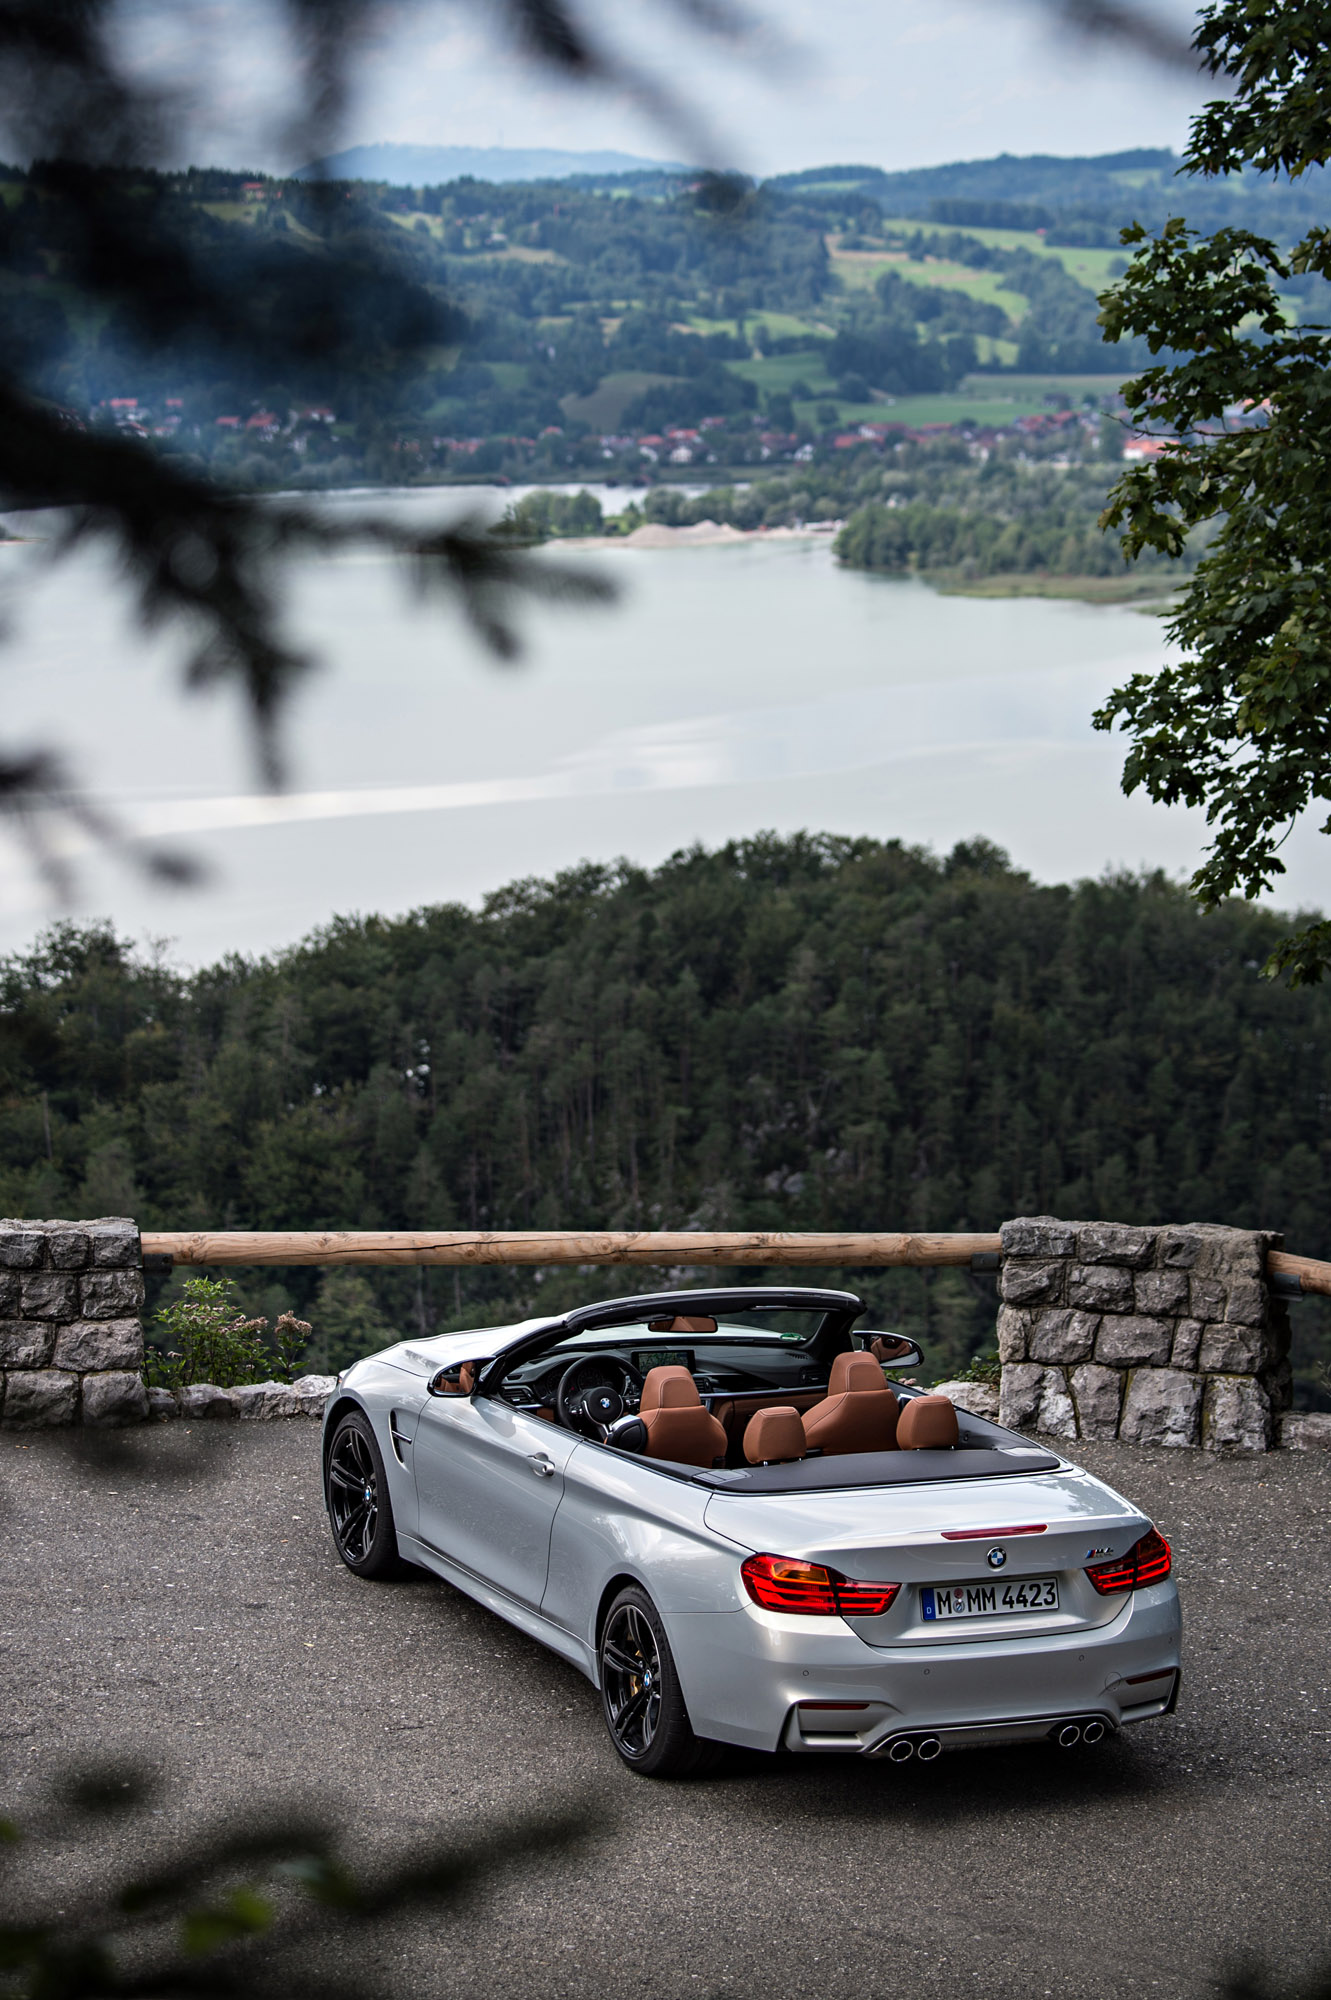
top-left (2, 1424), bottom-right (1329, 2000)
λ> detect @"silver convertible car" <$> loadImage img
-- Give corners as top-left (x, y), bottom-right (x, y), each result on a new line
top-left (322, 1286), bottom-right (1181, 1777)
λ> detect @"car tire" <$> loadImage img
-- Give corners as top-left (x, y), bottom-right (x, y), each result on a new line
top-left (325, 1410), bottom-right (413, 1580)
top-left (598, 1585), bottom-right (723, 1778)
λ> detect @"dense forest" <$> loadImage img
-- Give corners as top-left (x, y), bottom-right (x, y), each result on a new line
top-left (0, 837), bottom-right (1327, 1401)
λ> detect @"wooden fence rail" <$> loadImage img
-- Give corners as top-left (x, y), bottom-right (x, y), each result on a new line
top-left (140, 1230), bottom-right (1004, 1270)
top-left (137, 1230), bottom-right (1331, 1296)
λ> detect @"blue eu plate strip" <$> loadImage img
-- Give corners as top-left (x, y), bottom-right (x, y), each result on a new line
top-left (921, 1587), bottom-right (936, 1621)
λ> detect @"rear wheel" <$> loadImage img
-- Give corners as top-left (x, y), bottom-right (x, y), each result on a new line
top-left (325, 1411), bottom-right (412, 1579)
top-left (598, 1586), bottom-right (722, 1778)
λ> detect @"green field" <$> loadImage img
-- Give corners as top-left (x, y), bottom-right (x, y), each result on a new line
top-left (559, 370), bottom-right (676, 428)
top-left (792, 388), bottom-right (1087, 430)
top-left (828, 242), bottom-right (1029, 320)
top-left (874, 219), bottom-right (1130, 292)
top-left (730, 351), bottom-right (837, 396)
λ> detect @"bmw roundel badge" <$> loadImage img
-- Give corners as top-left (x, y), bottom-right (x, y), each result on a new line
top-left (986, 1547), bottom-right (1007, 1570)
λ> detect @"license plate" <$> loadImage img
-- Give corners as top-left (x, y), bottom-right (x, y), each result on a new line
top-left (921, 1577), bottom-right (1059, 1621)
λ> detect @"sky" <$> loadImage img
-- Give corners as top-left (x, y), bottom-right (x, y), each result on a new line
top-left (115, 0), bottom-right (1211, 179)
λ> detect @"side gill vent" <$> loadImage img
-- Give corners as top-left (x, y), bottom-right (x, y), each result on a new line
top-left (389, 1413), bottom-right (413, 1465)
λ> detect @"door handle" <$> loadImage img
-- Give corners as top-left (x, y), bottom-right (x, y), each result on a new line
top-left (528, 1454), bottom-right (556, 1478)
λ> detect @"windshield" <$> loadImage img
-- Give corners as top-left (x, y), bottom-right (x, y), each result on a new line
top-left (555, 1308), bottom-right (830, 1350)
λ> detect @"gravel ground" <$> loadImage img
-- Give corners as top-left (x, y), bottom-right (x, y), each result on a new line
top-left (1, 1423), bottom-right (1329, 2000)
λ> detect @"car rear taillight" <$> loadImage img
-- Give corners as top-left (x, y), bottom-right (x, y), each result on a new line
top-left (1084, 1526), bottom-right (1172, 1595)
top-left (740, 1552), bottom-right (900, 1617)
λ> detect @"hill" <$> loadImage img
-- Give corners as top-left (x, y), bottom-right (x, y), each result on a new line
top-left (296, 143), bottom-right (686, 184)
top-left (2, 836), bottom-right (1328, 1399)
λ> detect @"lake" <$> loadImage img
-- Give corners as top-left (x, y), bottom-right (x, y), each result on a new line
top-left (0, 486), bottom-right (1324, 964)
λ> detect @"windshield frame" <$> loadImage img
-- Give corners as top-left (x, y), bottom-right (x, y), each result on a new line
top-left (475, 1285), bottom-right (864, 1395)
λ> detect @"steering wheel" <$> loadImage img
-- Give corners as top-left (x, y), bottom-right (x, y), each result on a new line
top-left (556, 1355), bottom-right (644, 1437)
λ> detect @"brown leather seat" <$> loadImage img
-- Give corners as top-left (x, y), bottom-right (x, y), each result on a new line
top-left (896, 1394), bottom-right (960, 1450)
top-left (638, 1365), bottom-right (727, 1468)
top-left (801, 1350), bottom-right (900, 1457)
top-left (743, 1407), bottom-right (806, 1465)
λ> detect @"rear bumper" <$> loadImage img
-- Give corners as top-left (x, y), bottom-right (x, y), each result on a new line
top-left (669, 1581), bottom-right (1182, 1754)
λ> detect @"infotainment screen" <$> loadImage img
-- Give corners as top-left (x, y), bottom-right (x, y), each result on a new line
top-left (634, 1349), bottom-right (692, 1372)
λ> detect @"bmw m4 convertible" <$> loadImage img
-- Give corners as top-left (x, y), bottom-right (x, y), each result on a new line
top-left (322, 1286), bottom-right (1181, 1776)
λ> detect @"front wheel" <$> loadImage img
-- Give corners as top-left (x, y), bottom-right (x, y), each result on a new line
top-left (325, 1411), bottom-right (412, 1579)
top-left (598, 1586), bottom-right (722, 1778)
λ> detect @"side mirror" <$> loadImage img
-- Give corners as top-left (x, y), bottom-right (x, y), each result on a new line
top-left (863, 1333), bottom-right (925, 1369)
top-left (428, 1359), bottom-right (493, 1396)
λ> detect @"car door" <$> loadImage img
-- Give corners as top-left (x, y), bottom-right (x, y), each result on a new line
top-left (412, 1393), bottom-right (580, 1609)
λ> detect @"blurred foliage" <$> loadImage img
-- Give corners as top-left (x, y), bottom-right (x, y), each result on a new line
top-left (0, 1762), bottom-right (587, 1999)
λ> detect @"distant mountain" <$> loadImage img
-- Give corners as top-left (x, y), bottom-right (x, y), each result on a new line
top-left (296, 143), bottom-right (687, 185)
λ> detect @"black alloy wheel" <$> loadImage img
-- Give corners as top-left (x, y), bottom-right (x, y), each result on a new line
top-left (598, 1585), bottom-right (721, 1778)
top-left (325, 1412), bottom-right (412, 1579)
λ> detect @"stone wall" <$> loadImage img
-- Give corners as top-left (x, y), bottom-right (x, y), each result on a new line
top-left (996, 1217), bottom-right (1290, 1451)
top-left (0, 1217), bottom-right (147, 1427)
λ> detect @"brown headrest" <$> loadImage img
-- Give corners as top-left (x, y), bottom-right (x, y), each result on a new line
top-left (743, 1407), bottom-right (806, 1464)
top-left (640, 1364), bottom-right (701, 1413)
top-left (896, 1395), bottom-right (960, 1450)
top-left (828, 1350), bottom-right (890, 1396)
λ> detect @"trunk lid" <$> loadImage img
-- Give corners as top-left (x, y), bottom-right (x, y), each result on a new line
top-left (705, 1465), bottom-right (1150, 1644)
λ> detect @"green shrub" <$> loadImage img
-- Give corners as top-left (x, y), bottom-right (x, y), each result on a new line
top-left (145, 1276), bottom-right (313, 1389)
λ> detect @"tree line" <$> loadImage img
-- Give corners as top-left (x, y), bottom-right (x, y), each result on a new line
top-left (0, 835), bottom-right (1327, 1398)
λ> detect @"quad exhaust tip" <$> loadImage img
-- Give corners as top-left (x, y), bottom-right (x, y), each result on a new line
top-left (1054, 1716), bottom-right (1108, 1748)
top-left (883, 1733), bottom-right (943, 1764)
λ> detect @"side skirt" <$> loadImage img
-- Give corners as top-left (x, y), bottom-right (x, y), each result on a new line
top-left (398, 1532), bottom-right (597, 1682)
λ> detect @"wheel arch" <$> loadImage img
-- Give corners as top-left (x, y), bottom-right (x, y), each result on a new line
top-left (594, 1571), bottom-right (650, 1656)
top-left (322, 1394), bottom-right (367, 1474)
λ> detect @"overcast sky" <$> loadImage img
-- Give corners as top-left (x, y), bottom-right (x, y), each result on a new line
top-left (118, 0), bottom-right (1210, 177)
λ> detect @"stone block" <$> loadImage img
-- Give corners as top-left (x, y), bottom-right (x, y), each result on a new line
top-left (1224, 1278), bottom-right (1266, 1328)
top-left (292, 1374), bottom-right (336, 1401)
top-left (18, 1272), bottom-right (78, 1321)
top-left (1188, 1277), bottom-right (1227, 1321)
top-left (0, 1273), bottom-right (18, 1314)
top-left (1000, 1217), bottom-right (1076, 1259)
top-left (79, 1269), bottom-right (144, 1319)
top-left (1096, 1315), bottom-right (1173, 1367)
top-left (930, 1380), bottom-right (1000, 1421)
top-left (1000, 1260), bottom-right (1064, 1307)
top-left (996, 1306), bottom-right (1032, 1362)
top-left (81, 1371), bottom-right (149, 1427)
top-left (52, 1318), bottom-right (143, 1372)
top-left (1118, 1369), bottom-right (1203, 1448)
top-left (1134, 1269), bottom-right (1190, 1317)
top-left (1068, 1264), bottom-right (1134, 1311)
top-left (1198, 1323), bottom-right (1264, 1375)
top-left (1189, 1225), bottom-right (1268, 1281)
top-left (0, 1320), bottom-right (55, 1368)
top-left (0, 1229), bottom-right (45, 1270)
top-left (178, 1382), bottom-right (241, 1420)
top-left (1202, 1374), bottom-right (1271, 1452)
top-left (1280, 1413), bottom-right (1331, 1450)
top-left (998, 1362), bottom-right (1076, 1438)
top-left (1075, 1224), bottom-right (1154, 1268)
top-left (148, 1385), bottom-right (181, 1420)
top-left (1028, 1309), bottom-right (1099, 1365)
top-left (234, 1381), bottom-right (303, 1419)
top-left (1158, 1230), bottom-right (1202, 1270)
top-left (86, 1221), bottom-right (140, 1268)
top-left (46, 1230), bottom-right (90, 1270)
top-left (1170, 1319), bottom-right (1204, 1370)
top-left (1069, 1363), bottom-right (1124, 1440)
top-left (2, 1369), bottom-right (78, 1427)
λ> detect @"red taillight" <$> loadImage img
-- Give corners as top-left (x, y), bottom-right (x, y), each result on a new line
top-left (1085, 1526), bottom-right (1172, 1595)
top-left (740, 1552), bottom-right (900, 1618)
